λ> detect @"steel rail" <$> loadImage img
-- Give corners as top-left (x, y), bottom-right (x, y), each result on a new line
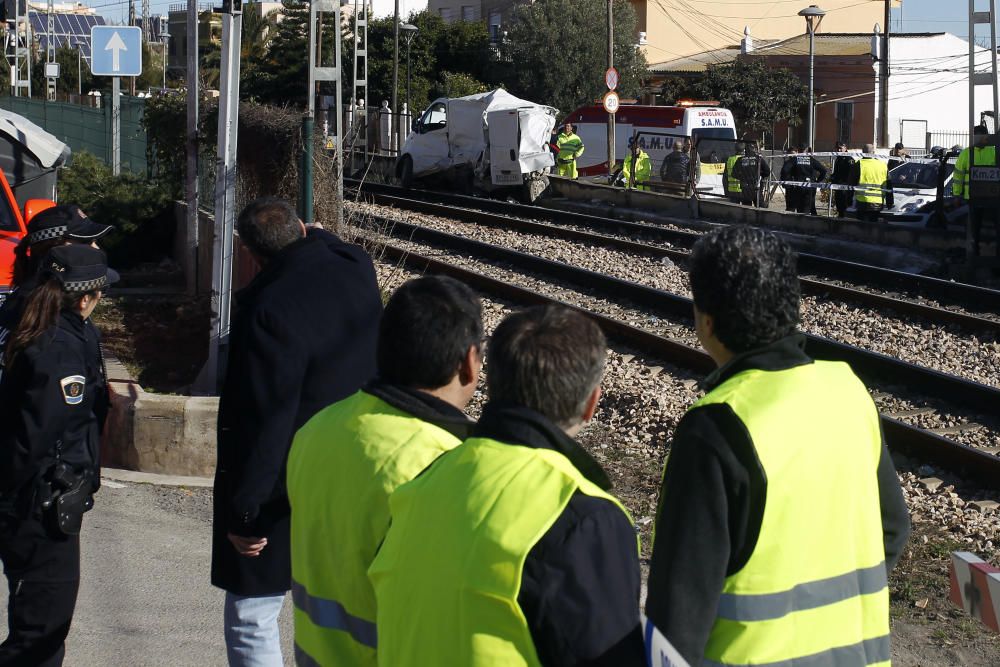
top-left (348, 179), bottom-right (1000, 316)
top-left (364, 217), bottom-right (1000, 418)
top-left (357, 191), bottom-right (1000, 332)
top-left (375, 241), bottom-right (1000, 491)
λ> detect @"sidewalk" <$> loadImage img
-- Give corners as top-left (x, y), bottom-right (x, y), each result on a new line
top-left (0, 476), bottom-right (294, 666)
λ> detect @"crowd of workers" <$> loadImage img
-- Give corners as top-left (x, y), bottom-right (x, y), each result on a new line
top-left (0, 194), bottom-right (914, 666)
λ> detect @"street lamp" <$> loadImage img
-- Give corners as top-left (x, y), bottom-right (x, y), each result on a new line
top-left (401, 23), bottom-right (418, 124)
top-left (798, 4), bottom-right (825, 150)
top-left (162, 31), bottom-right (170, 89)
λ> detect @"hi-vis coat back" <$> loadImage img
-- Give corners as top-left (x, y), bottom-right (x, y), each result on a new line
top-left (564, 104), bottom-right (738, 194)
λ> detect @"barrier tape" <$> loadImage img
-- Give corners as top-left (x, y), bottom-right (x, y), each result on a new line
top-left (769, 180), bottom-right (894, 194)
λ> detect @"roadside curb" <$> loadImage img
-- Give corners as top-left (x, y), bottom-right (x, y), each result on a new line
top-left (102, 467), bottom-right (214, 488)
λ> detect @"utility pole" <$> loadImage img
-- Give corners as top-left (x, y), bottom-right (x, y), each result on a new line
top-left (205, 0), bottom-right (242, 392)
top-left (46, 0), bottom-right (56, 100)
top-left (606, 0), bottom-right (614, 179)
top-left (391, 0), bottom-right (400, 152)
top-left (142, 0), bottom-right (151, 43)
top-left (353, 0), bottom-right (369, 166)
top-left (880, 0), bottom-right (890, 147)
top-left (185, 0), bottom-right (199, 296)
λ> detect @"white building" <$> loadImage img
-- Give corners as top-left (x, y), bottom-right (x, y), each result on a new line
top-left (369, 0), bottom-right (427, 19)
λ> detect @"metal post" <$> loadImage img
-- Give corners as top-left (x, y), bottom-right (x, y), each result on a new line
top-left (606, 0), bottom-right (615, 180)
top-left (391, 0), bottom-right (400, 153)
top-left (46, 0), bottom-right (56, 100)
top-left (112, 77), bottom-right (121, 175)
top-left (880, 0), bottom-right (890, 147)
top-left (808, 27), bottom-right (815, 150)
top-left (406, 40), bottom-right (411, 118)
top-left (205, 9), bottom-right (242, 392)
top-left (305, 0), bottom-right (343, 227)
top-left (353, 0), bottom-right (369, 164)
top-left (162, 34), bottom-right (169, 88)
top-left (78, 49), bottom-right (82, 96)
top-left (186, 0), bottom-right (199, 296)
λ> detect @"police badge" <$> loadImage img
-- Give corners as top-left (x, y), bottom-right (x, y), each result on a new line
top-left (60, 375), bottom-right (86, 405)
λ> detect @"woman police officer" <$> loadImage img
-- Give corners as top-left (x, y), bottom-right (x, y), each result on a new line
top-left (0, 244), bottom-right (117, 667)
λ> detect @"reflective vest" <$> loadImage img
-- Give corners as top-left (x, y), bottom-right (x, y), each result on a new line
top-left (287, 390), bottom-right (462, 667)
top-left (556, 132), bottom-right (584, 164)
top-left (725, 155), bottom-right (742, 194)
top-left (687, 361), bottom-right (890, 667)
top-left (369, 437), bottom-right (636, 667)
top-left (855, 158), bottom-right (888, 206)
top-left (624, 149), bottom-right (653, 189)
top-left (952, 145), bottom-right (997, 199)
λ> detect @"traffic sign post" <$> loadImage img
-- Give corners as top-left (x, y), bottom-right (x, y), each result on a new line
top-left (91, 26), bottom-right (143, 176)
top-left (603, 91), bottom-right (620, 114)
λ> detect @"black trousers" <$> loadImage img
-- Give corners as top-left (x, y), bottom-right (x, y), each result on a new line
top-left (0, 515), bottom-right (80, 667)
top-left (834, 189), bottom-right (853, 217)
top-left (855, 204), bottom-right (883, 222)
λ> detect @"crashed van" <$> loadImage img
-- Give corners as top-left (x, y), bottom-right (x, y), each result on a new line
top-left (396, 89), bottom-right (558, 202)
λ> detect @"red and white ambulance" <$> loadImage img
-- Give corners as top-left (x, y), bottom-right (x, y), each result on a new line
top-left (562, 101), bottom-right (738, 195)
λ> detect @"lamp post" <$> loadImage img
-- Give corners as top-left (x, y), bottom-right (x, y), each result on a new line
top-left (162, 31), bottom-right (170, 89)
top-left (401, 23), bottom-right (418, 124)
top-left (391, 0), bottom-right (400, 152)
top-left (798, 4), bottom-right (826, 150)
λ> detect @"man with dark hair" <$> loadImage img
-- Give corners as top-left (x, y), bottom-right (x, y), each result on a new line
top-left (370, 305), bottom-right (645, 667)
top-left (286, 275), bottom-right (483, 667)
top-left (212, 196), bottom-right (382, 667)
top-left (735, 138), bottom-right (771, 208)
top-left (831, 141), bottom-right (856, 218)
top-left (644, 226), bottom-right (910, 666)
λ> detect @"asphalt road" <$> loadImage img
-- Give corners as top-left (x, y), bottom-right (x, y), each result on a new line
top-left (0, 479), bottom-right (295, 666)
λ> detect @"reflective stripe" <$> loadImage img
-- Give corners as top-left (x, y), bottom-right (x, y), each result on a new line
top-left (291, 580), bottom-right (377, 649)
top-left (704, 634), bottom-right (890, 667)
top-left (294, 643), bottom-right (323, 667)
top-left (717, 562), bottom-right (887, 622)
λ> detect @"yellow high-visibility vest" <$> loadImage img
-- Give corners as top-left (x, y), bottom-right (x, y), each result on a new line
top-left (856, 158), bottom-right (888, 206)
top-left (369, 438), bottom-right (636, 667)
top-left (725, 155), bottom-right (742, 194)
top-left (287, 390), bottom-right (462, 667)
top-left (952, 145), bottom-right (997, 199)
top-left (679, 361), bottom-right (890, 667)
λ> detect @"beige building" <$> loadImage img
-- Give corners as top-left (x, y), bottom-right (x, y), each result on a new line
top-left (429, 0), bottom-right (899, 60)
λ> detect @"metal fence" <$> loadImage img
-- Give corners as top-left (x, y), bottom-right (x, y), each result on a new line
top-left (927, 130), bottom-right (968, 152)
top-left (0, 95), bottom-right (148, 174)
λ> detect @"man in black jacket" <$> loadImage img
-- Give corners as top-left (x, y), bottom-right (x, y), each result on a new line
top-left (645, 226), bottom-right (910, 666)
top-left (211, 197), bottom-right (382, 666)
top-left (831, 141), bottom-right (856, 218)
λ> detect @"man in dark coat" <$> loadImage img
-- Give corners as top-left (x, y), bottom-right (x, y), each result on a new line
top-left (830, 141), bottom-right (856, 218)
top-left (211, 197), bottom-right (382, 666)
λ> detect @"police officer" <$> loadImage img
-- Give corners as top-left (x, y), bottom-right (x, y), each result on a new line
top-left (0, 206), bottom-right (113, 359)
top-left (735, 138), bottom-right (771, 207)
top-left (555, 123), bottom-right (585, 179)
top-left (723, 142), bottom-right (743, 204)
top-left (786, 145), bottom-right (827, 214)
top-left (644, 226), bottom-right (910, 665)
top-left (852, 143), bottom-right (893, 222)
top-left (622, 136), bottom-right (653, 191)
top-left (0, 245), bottom-right (118, 667)
top-left (830, 141), bottom-right (856, 218)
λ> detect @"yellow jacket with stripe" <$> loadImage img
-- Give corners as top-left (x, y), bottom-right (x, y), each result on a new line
top-left (645, 335), bottom-right (910, 666)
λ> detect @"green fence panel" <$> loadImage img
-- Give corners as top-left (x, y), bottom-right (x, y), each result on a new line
top-left (0, 96), bottom-right (147, 175)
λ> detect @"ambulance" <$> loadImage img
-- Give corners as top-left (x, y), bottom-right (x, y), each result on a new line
top-left (562, 101), bottom-right (738, 196)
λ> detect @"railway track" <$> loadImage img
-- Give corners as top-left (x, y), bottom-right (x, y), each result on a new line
top-left (347, 179), bottom-right (1000, 323)
top-left (369, 240), bottom-right (1000, 491)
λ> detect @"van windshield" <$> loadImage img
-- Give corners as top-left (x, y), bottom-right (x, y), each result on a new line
top-left (692, 127), bottom-right (737, 164)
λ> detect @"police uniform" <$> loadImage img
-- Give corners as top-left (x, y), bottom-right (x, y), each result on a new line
top-left (735, 150), bottom-right (771, 208)
top-left (783, 153), bottom-right (827, 214)
top-left (0, 245), bottom-right (116, 667)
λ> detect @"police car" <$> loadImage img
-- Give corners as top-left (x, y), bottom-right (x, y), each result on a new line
top-left (563, 101), bottom-right (738, 196)
top-left (880, 156), bottom-right (966, 228)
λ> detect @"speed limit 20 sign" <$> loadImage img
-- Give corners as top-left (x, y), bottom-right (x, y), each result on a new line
top-left (603, 91), bottom-right (620, 114)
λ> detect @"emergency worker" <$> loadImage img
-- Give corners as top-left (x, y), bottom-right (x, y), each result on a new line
top-left (0, 245), bottom-right (117, 667)
top-left (722, 142), bottom-right (743, 203)
top-left (682, 138), bottom-right (702, 194)
top-left (786, 145), bottom-right (827, 214)
top-left (622, 137), bottom-right (652, 191)
top-left (370, 305), bottom-right (645, 667)
top-left (287, 276), bottom-right (482, 667)
top-left (0, 206), bottom-right (113, 359)
top-left (888, 142), bottom-right (909, 172)
top-left (555, 123), bottom-right (585, 179)
top-left (830, 141), bottom-right (856, 218)
top-left (735, 139), bottom-right (771, 207)
top-left (780, 146), bottom-right (800, 211)
top-left (852, 143), bottom-right (893, 222)
top-left (953, 125), bottom-right (999, 254)
top-left (644, 226), bottom-right (910, 666)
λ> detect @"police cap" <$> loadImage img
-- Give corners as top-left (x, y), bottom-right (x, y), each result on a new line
top-left (25, 205), bottom-right (113, 246)
top-left (42, 245), bottom-right (120, 293)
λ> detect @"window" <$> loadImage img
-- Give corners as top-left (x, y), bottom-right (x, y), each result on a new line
top-left (836, 102), bottom-right (854, 145)
top-left (489, 11), bottom-right (501, 42)
top-left (461, 5), bottom-right (478, 21)
top-left (421, 102), bottom-right (448, 132)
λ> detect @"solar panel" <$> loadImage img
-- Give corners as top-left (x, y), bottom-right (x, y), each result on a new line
top-left (28, 11), bottom-right (108, 64)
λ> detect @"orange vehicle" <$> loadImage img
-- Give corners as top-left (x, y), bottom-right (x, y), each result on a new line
top-left (0, 110), bottom-right (70, 300)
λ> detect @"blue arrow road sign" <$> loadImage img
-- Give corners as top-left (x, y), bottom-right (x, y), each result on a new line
top-left (90, 26), bottom-right (143, 77)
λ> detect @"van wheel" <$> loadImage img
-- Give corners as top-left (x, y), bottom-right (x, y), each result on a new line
top-left (398, 156), bottom-right (414, 189)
